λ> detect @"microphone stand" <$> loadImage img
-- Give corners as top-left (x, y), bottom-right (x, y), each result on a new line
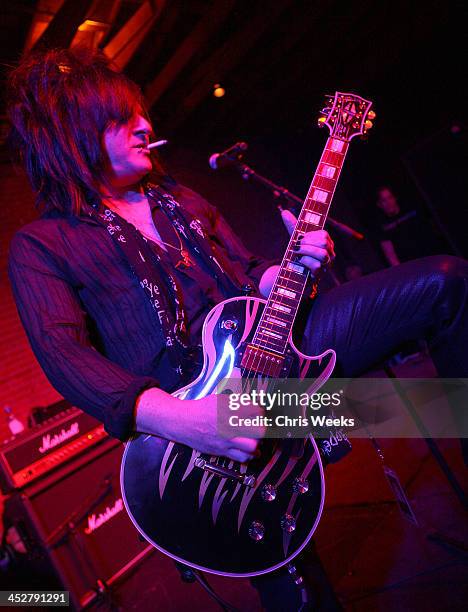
top-left (236, 162), bottom-right (364, 241)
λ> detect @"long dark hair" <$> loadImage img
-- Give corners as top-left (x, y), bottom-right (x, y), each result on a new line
top-left (7, 47), bottom-right (158, 216)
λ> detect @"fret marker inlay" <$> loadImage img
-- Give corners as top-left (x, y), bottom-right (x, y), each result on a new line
top-left (320, 164), bottom-right (336, 178)
top-left (330, 139), bottom-right (345, 152)
top-left (277, 288), bottom-right (296, 299)
top-left (311, 189), bottom-right (328, 203)
top-left (304, 212), bottom-right (321, 225)
top-left (262, 330), bottom-right (282, 339)
top-left (266, 317), bottom-right (287, 327)
top-left (271, 303), bottom-right (291, 313)
top-left (286, 262), bottom-right (305, 273)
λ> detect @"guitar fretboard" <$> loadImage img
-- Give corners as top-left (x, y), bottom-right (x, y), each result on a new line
top-left (252, 137), bottom-right (350, 354)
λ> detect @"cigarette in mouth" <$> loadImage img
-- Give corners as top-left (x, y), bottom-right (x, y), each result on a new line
top-left (147, 140), bottom-right (168, 149)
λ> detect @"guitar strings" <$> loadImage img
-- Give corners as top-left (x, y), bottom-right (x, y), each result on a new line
top-left (233, 118), bottom-right (349, 467)
top-left (242, 131), bottom-right (347, 442)
top-left (246, 157), bottom-right (325, 381)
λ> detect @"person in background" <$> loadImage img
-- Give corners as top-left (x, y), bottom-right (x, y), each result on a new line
top-left (374, 185), bottom-right (442, 267)
top-left (373, 186), bottom-right (426, 363)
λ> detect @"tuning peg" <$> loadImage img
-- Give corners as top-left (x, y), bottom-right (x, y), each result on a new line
top-left (318, 116), bottom-right (326, 127)
top-left (368, 110), bottom-right (376, 120)
top-left (364, 120), bottom-right (373, 130)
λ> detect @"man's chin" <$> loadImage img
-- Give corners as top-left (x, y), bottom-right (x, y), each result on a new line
top-left (139, 159), bottom-right (153, 172)
top-left (135, 162), bottom-right (153, 180)
top-left (111, 166), bottom-right (153, 190)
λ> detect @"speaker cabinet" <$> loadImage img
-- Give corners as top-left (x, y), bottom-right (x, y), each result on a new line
top-left (3, 438), bottom-right (154, 609)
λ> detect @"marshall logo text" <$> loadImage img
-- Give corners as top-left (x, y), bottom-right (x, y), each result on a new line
top-left (38, 422), bottom-right (80, 453)
top-left (84, 498), bottom-right (124, 535)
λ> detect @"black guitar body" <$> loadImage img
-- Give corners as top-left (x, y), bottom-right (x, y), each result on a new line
top-left (121, 296), bottom-right (335, 576)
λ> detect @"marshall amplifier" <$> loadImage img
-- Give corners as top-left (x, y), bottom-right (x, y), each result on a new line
top-left (3, 436), bottom-right (154, 609)
top-left (0, 406), bottom-right (106, 493)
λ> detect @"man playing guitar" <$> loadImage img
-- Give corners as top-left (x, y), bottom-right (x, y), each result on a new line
top-left (7, 48), bottom-right (468, 610)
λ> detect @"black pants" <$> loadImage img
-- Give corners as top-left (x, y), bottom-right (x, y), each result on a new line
top-left (252, 255), bottom-right (468, 611)
top-left (301, 255), bottom-right (468, 379)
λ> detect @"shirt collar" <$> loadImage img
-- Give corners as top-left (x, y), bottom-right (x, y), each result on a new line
top-left (75, 183), bottom-right (163, 225)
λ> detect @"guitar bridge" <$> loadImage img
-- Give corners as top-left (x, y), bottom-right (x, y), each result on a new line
top-left (194, 457), bottom-right (256, 487)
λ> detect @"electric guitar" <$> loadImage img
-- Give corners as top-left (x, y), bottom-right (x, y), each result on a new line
top-left (121, 92), bottom-right (374, 577)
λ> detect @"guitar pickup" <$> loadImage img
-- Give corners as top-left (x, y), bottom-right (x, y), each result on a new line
top-left (236, 343), bottom-right (293, 378)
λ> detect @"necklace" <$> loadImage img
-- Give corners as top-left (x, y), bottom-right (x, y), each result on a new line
top-left (103, 191), bottom-right (194, 269)
top-left (139, 229), bottom-right (194, 269)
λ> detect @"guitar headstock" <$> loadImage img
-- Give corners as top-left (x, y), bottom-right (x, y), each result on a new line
top-left (318, 92), bottom-right (375, 141)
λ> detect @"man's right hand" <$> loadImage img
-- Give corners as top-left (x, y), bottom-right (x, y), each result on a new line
top-left (135, 388), bottom-right (264, 463)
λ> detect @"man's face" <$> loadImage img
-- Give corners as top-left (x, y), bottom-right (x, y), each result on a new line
top-left (102, 114), bottom-right (153, 189)
top-left (377, 188), bottom-right (400, 217)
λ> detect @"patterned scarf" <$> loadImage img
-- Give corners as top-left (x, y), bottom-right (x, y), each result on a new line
top-left (146, 184), bottom-right (240, 298)
top-left (90, 205), bottom-right (190, 378)
top-left (90, 184), bottom-right (243, 379)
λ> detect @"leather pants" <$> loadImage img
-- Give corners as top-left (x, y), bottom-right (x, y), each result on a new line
top-left (252, 255), bottom-right (468, 611)
top-left (301, 255), bottom-right (468, 378)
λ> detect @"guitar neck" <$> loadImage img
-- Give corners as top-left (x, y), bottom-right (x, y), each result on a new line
top-left (253, 136), bottom-right (350, 354)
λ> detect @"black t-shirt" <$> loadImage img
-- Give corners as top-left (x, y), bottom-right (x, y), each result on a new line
top-left (372, 204), bottom-right (442, 264)
top-left (149, 203), bottom-right (237, 345)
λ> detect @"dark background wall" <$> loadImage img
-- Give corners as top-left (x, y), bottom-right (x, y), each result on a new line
top-left (0, 165), bottom-right (61, 442)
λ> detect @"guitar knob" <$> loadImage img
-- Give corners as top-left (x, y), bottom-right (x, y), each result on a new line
top-left (280, 513), bottom-right (296, 533)
top-left (292, 477), bottom-right (309, 494)
top-left (221, 318), bottom-right (238, 331)
top-left (243, 474), bottom-right (256, 488)
top-left (248, 520), bottom-right (265, 541)
top-left (261, 484), bottom-right (277, 502)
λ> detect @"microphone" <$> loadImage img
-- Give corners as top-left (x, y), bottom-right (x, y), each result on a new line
top-left (209, 142), bottom-right (248, 169)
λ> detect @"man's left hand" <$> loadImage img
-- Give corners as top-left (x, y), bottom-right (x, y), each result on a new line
top-left (281, 209), bottom-right (335, 275)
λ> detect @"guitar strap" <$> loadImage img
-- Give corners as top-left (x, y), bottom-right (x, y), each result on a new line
top-left (90, 205), bottom-right (191, 379)
top-left (146, 184), bottom-right (241, 299)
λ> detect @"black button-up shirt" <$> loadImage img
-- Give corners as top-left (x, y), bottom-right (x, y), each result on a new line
top-left (8, 185), bottom-right (273, 441)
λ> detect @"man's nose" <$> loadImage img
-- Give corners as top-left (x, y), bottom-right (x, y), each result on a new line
top-left (134, 116), bottom-right (153, 140)
top-left (133, 129), bottom-right (151, 145)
